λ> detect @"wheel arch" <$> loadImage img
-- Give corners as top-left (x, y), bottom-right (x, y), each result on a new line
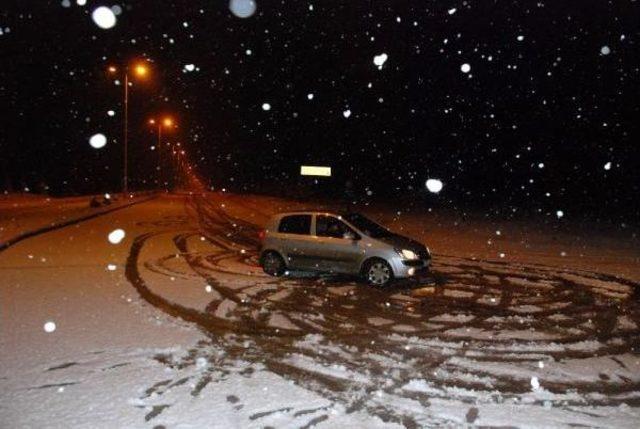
top-left (259, 248), bottom-right (288, 267)
top-left (360, 256), bottom-right (392, 276)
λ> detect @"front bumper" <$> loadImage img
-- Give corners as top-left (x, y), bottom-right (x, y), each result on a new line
top-left (391, 257), bottom-right (431, 278)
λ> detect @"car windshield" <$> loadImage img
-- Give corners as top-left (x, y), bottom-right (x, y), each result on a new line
top-left (343, 213), bottom-right (392, 238)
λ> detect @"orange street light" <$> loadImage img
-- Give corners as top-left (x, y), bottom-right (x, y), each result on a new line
top-left (133, 63), bottom-right (149, 78)
top-left (148, 116), bottom-right (177, 190)
top-left (106, 59), bottom-right (152, 195)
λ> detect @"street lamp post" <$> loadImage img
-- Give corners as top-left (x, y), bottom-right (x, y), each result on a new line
top-left (123, 72), bottom-right (129, 195)
top-left (108, 61), bottom-right (150, 196)
top-left (148, 116), bottom-right (175, 191)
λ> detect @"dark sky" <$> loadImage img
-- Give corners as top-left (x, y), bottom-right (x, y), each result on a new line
top-left (1, 1), bottom-right (638, 220)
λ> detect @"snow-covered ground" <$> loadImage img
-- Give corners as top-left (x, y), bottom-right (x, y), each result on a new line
top-left (1, 193), bottom-right (639, 428)
top-left (0, 193), bottom-right (151, 244)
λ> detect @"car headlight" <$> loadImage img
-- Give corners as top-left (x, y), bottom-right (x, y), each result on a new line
top-left (396, 248), bottom-right (418, 260)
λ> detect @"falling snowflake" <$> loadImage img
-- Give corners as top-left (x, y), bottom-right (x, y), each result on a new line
top-left (448, 8), bottom-right (457, 15)
top-left (556, 210), bottom-right (564, 219)
top-left (108, 229), bottom-right (126, 244)
top-left (517, 35), bottom-right (525, 41)
top-left (107, 264), bottom-right (117, 271)
top-left (425, 178), bottom-right (443, 193)
top-left (604, 161), bottom-right (611, 170)
top-left (600, 45), bottom-right (611, 55)
top-left (460, 63), bottom-right (471, 73)
top-left (229, 0), bottom-right (257, 18)
top-left (89, 133), bottom-right (107, 149)
top-left (91, 6), bottom-right (117, 29)
top-left (373, 53), bottom-right (388, 70)
top-left (183, 64), bottom-right (196, 72)
top-left (307, 93), bottom-right (314, 100)
top-left (107, 110), bottom-right (115, 117)
top-left (343, 109), bottom-right (351, 118)
top-left (262, 103), bottom-right (271, 111)
top-left (44, 321), bottom-right (57, 333)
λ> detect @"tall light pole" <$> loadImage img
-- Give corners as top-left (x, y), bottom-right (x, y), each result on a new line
top-left (148, 116), bottom-right (176, 191)
top-left (107, 61), bottom-right (150, 195)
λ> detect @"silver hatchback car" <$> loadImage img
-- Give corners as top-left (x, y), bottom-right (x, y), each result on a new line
top-left (258, 211), bottom-right (431, 287)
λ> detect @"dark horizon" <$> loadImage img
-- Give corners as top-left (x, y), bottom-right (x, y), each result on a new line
top-left (1, 1), bottom-right (638, 220)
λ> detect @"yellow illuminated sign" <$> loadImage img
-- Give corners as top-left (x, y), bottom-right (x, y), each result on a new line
top-left (300, 166), bottom-right (332, 177)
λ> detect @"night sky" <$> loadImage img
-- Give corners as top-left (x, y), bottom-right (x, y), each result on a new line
top-left (1, 1), bottom-right (638, 220)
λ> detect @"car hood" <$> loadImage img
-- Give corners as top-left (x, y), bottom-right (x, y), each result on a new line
top-left (375, 234), bottom-right (426, 253)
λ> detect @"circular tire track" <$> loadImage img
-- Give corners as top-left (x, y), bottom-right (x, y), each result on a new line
top-left (129, 195), bottom-right (640, 425)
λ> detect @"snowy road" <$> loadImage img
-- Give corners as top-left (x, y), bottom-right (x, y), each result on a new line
top-left (2, 193), bottom-right (639, 428)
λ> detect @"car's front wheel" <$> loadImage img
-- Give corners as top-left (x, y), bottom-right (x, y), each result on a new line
top-left (363, 258), bottom-right (394, 287)
top-left (261, 251), bottom-right (286, 276)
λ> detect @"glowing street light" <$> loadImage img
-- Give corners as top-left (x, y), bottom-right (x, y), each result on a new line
top-left (107, 59), bottom-right (152, 195)
top-left (148, 116), bottom-right (177, 190)
top-left (133, 63), bottom-right (149, 78)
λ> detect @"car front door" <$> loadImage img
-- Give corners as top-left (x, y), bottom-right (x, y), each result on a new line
top-left (314, 215), bottom-right (363, 274)
top-left (276, 214), bottom-right (318, 270)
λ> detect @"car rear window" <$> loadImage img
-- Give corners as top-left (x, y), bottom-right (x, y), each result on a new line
top-left (278, 215), bottom-right (311, 235)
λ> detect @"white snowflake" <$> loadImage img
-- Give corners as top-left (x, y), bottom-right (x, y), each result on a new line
top-left (373, 53), bottom-right (388, 70)
top-left (91, 6), bottom-right (117, 29)
top-left (44, 321), bottom-right (57, 333)
top-left (108, 229), bottom-right (126, 244)
top-left (460, 63), bottom-right (471, 73)
top-left (425, 179), bottom-right (443, 193)
top-left (229, 0), bottom-right (257, 18)
top-left (89, 133), bottom-right (107, 149)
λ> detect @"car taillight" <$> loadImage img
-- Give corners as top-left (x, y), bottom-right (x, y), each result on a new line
top-left (258, 229), bottom-right (266, 241)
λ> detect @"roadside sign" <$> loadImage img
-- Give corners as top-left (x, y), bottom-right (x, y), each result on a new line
top-left (300, 166), bottom-right (332, 177)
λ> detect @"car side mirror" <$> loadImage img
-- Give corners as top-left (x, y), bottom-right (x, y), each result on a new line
top-left (344, 231), bottom-right (360, 241)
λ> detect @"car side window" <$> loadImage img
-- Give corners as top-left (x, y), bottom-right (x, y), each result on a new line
top-left (316, 215), bottom-right (356, 239)
top-left (278, 215), bottom-right (311, 235)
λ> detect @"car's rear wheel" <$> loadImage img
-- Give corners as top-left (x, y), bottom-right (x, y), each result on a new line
top-left (363, 258), bottom-right (393, 287)
top-left (261, 251), bottom-right (286, 276)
